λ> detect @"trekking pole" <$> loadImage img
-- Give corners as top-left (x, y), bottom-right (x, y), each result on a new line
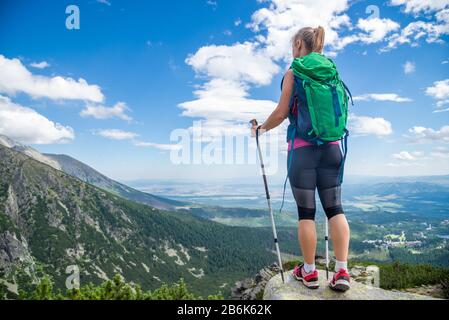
top-left (250, 119), bottom-right (285, 283)
top-left (325, 218), bottom-right (329, 280)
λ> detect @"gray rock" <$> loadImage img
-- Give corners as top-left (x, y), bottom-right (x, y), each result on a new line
top-left (263, 269), bottom-right (440, 300)
top-left (231, 264), bottom-right (279, 300)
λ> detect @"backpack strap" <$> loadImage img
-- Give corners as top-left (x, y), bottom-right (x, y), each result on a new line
top-left (279, 125), bottom-right (296, 215)
top-left (331, 84), bottom-right (342, 127)
top-left (302, 80), bottom-right (321, 142)
top-left (338, 129), bottom-right (350, 184)
top-left (342, 81), bottom-right (354, 106)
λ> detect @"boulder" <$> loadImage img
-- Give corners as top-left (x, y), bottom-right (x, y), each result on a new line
top-left (263, 269), bottom-right (440, 300)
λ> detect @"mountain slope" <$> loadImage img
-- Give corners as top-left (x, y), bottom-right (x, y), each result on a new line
top-left (44, 153), bottom-right (184, 210)
top-left (0, 145), bottom-right (276, 296)
top-left (0, 134), bottom-right (61, 170)
top-left (0, 134), bottom-right (182, 210)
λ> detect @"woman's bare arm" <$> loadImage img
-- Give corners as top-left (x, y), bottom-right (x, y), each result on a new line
top-left (252, 70), bottom-right (294, 135)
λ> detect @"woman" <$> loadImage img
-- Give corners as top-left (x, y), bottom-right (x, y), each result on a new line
top-left (251, 26), bottom-right (351, 292)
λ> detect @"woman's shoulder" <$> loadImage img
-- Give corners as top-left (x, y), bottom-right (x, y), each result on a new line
top-left (281, 69), bottom-right (294, 89)
top-left (284, 69), bottom-right (294, 79)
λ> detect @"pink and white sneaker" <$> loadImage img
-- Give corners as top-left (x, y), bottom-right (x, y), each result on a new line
top-left (329, 268), bottom-right (351, 292)
top-left (292, 264), bottom-right (319, 289)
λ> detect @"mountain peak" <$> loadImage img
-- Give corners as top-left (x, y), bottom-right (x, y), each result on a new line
top-left (0, 134), bottom-right (62, 170)
top-left (0, 134), bottom-right (22, 149)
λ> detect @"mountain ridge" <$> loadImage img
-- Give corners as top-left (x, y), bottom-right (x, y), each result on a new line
top-left (0, 144), bottom-right (277, 297)
top-left (0, 134), bottom-right (182, 210)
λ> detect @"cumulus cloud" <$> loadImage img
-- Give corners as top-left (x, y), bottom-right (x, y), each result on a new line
top-left (427, 78), bottom-right (449, 111)
top-left (80, 102), bottom-right (132, 121)
top-left (403, 61), bottom-right (416, 74)
top-left (0, 95), bottom-right (74, 144)
top-left (428, 79), bottom-right (449, 99)
top-left (406, 125), bottom-right (449, 143)
top-left (384, 8), bottom-right (449, 50)
top-left (94, 129), bottom-right (138, 140)
top-left (179, 79), bottom-right (276, 122)
top-left (29, 61), bottom-right (50, 69)
top-left (186, 42), bottom-right (279, 86)
top-left (348, 113), bottom-right (393, 137)
top-left (248, 0), bottom-right (352, 60)
top-left (356, 17), bottom-right (400, 44)
top-left (353, 93), bottom-right (412, 103)
top-left (390, 0), bottom-right (449, 14)
top-left (0, 55), bottom-right (104, 102)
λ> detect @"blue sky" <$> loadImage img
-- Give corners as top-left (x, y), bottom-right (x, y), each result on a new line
top-left (0, 0), bottom-right (448, 182)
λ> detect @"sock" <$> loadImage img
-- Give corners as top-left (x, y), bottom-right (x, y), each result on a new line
top-left (335, 260), bottom-right (348, 272)
top-left (303, 262), bottom-right (316, 273)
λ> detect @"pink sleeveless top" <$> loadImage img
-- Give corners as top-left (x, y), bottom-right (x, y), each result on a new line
top-left (288, 137), bottom-right (339, 151)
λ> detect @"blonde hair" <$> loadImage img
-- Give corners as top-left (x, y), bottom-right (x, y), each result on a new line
top-left (292, 26), bottom-right (325, 54)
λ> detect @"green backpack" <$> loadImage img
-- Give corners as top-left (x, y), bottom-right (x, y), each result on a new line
top-left (285, 52), bottom-right (352, 144)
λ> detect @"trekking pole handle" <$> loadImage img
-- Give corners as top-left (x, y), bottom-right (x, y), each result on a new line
top-left (250, 119), bottom-right (261, 140)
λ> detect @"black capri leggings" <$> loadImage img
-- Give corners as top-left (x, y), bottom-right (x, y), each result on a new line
top-left (288, 143), bottom-right (345, 221)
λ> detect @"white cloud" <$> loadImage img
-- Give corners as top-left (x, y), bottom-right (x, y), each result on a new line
top-left (234, 18), bottom-right (242, 26)
top-left (179, 79), bottom-right (276, 122)
top-left (248, 0), bottom-right (352, 61)
top-left (185, 42), bottom-right (279, 86)
top-left (94, 129), bottom-right (138, 140)
top-left (384, 9), bottom-right (449, 50)
top-left (97, 0), bottom-right (111, 5)
top-left (407, 125), bottom-right (449, 143)
top-left (403, 61), bottom-right (416, 74)
top-left (0, 95), bottom-right (74, 144)
top-left (353, 93), bottom-right (412, 103)
top-left (133, 140), bottom-right (182, 151)
top-left (390, 0), bottom-right (449, 14)
top-left (0, 55), bottom-right (104, 102)
top-left (356, 18), bottom-right (400, 44)
top-left (206, 0), bottom-right (217, 8)
top-left (80, 102), bottom-right (132, 121)
top-left (386, 161), bottom-right (425, 167)
top-left (426, 79), bottom-right (449, 100)
top-left (392, 151), bottom-right (422, 161)
top-left (348, 113), bottom-right (393, 137)
top-left (426, 79), bottom-right (449, 109)
top-left (29, 61), bottom-right (50, 69)
top-left (93, 129), bottom-right (180, 151)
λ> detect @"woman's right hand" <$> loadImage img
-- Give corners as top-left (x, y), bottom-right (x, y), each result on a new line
top-left (250, 119), bottom-right (259, 137)
top-left (251, 123), bottom-right (258, 137)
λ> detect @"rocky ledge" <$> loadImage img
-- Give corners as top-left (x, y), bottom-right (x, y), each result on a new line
top-left (263, 269), bottom-right (440, 300)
